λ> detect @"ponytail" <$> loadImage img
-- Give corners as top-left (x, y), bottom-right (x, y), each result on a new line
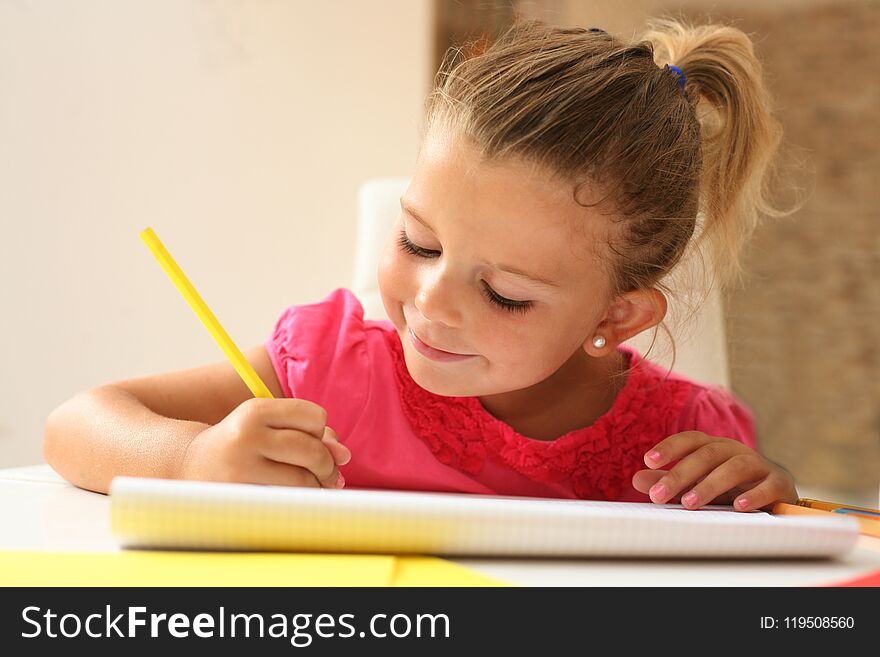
top-left (642, 18), bottom-right (791, 287)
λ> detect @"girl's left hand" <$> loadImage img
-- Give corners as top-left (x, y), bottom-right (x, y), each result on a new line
top-left (632, 431), bottom-right (798, 512)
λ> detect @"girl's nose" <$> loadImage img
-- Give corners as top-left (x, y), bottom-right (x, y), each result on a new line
top-left (414, 276), bottom-right (462, 328)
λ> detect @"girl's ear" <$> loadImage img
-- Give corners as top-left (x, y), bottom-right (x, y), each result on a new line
top-left (583, 288), bottom-right (667, 356)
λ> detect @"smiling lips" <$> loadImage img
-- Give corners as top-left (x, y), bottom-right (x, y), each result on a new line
top-left (408, 328), bottom-right (477, 362)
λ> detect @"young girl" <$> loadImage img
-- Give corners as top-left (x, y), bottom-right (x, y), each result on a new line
top-left (44, 18), bottom-right (798, 512)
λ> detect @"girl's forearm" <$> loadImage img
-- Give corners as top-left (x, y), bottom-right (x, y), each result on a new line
top-left (43, 386), bottom-right (208, 495)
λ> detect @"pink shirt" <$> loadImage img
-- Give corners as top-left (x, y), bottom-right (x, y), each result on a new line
top-left (265, 288), bottom-right (756, 502)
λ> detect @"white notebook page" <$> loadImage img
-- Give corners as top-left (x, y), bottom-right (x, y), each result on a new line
top-left (109, 477), bottom-right (859, 558)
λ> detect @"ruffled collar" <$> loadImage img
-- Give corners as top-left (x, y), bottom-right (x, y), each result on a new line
top-left (381, 329), bottom-right (693, 500)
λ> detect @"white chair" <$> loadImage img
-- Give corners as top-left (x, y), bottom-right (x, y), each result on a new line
top-left (354, 177), bottom-right (731, 387)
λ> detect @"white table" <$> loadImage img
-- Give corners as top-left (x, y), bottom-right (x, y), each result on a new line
top-left (3, 465), bottom-right (879, 586)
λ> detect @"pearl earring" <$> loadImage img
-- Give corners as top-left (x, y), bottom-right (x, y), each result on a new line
top-left (592, 335), bottom-right (606, 349)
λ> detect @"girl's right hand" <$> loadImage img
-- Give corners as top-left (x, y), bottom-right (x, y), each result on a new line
top-left (178, 398), bottom-right (350, 488)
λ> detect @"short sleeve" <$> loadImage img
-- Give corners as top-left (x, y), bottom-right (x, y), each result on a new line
top-left (264, 288), bottom-right (370, 437)
top-left (674, 385), bottom-right (757, 450)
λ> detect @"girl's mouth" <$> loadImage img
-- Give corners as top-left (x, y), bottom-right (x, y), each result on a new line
top-left (408, 328), bottom-right (477, 362)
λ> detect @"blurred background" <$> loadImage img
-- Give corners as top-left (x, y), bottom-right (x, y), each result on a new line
top-left (1, 0), bottom-right (876, 506)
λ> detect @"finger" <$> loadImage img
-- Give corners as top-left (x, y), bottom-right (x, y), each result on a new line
top-left (632, 469), bottom-right (666, 494)
top-left (323, 440), bottom-right (351, 466)
top-left (679, 454), bottom-right (768, 510)
top-left (643, 432), bottom-right (719, 469)
top-left (260, 428), bottom-right (340, 488)
top-left (242, 398), bottom-right (328, 440)
top-left (647, 442), bottom-right (736, 504)
top-left (253, 459), bottom-right (322, 488)
top-left (633, 469), bottom-right (736, 505)
top-left (731, 473), bottom-right (794, 512)
top-left (632, 469), bottom-right (687, 504)
top-left (321, 426), bottom-right (351, 466)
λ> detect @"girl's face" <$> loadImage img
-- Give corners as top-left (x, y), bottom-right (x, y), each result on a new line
top-left (378, 129), bottom-right (615, 397)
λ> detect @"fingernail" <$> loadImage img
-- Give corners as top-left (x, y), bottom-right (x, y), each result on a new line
top-left (335, 473), bottom-right (345, 489)
top-left (735, 498), bottom-right (749, 510)
top-left (649, 483), bottom-right (667, 502)
top-left (682, 491), bottom-right (698, 507)
top-left (647, 450), bottom-right (661, 463)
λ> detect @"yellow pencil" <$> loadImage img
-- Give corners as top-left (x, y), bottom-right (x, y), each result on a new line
top-left (139, 227), bottom-right (274, 399)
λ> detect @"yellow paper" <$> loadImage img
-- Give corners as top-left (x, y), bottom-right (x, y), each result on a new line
top-left (0, 551), bottom-right (507, 587)
top-left (0, 551), bottom-right (395, 587)
top-left (393, 557), bottom-right (508, 587)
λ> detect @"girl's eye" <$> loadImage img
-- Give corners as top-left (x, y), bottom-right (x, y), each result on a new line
top-left (480, 283), bottom-right (533, 314)
top-left (396, 230), bottom-right (439, 258)
top-left (396, 230), bottom-right (534, 315)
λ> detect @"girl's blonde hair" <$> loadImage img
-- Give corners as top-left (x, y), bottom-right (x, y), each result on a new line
top-left (425, 18), bottom-right (795, 364)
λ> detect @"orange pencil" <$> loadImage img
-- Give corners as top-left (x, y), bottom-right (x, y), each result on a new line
top-left (796, 498), bottom-right (880, 517)
top-left (771, 502), bottom-right (880, 539)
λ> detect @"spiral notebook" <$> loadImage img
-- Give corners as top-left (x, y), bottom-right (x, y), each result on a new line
top-left (109, 477), bottom-right (860, 559)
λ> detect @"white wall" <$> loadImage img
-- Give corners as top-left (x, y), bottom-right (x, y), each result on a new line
top-left (0, 1), bottom-right (433, 467)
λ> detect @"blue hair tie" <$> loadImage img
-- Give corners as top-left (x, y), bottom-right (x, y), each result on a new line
top-left (666, 64), bottom-right (686, 89)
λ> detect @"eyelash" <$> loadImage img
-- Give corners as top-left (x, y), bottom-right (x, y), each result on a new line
top-left (396, 230), bottom-right (534, 315)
